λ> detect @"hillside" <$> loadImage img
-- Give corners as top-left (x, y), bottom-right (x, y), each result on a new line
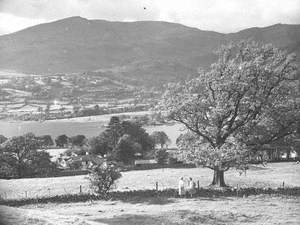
top-left (0, 17), bottom-right (299, 86)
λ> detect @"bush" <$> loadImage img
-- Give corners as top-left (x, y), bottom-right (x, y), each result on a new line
top-left (155, 149), bottom-right (169, 165)
top-left (167, 157), bottom-right (178, 165)
top-left (69, 160), bottom-right (82, 170)
top-left (88, 164), bottom-right (122, 197)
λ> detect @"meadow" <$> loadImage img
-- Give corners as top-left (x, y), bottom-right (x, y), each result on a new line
top-left (0, 112), bottom-right (183, 148)
top-left (0, 162), bottom-right (299, 225)
top-left (1, 162), bottom-right (299, 200)
top-left (0, 116), bottom-right (299, 224)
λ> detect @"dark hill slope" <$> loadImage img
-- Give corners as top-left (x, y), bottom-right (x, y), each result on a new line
top-left (0, 17), bottom-right (299, 85)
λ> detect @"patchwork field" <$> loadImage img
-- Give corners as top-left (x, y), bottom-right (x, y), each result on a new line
top-left (1, 162), bottom-right (299, 200)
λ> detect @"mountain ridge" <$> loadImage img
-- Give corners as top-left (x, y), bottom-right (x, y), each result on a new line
top-left (0, 17), bottom-right (299, 86)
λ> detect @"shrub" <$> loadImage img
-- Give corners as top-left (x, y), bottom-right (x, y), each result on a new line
top-left (69, 160), bottom-right (82, 170)
top-left (155, 149), bottom-right (169, 165)
top-left (88, 164), bottom-right (122, 197)
top-left (70, 135), bottom-right (87, 147)
top-left (167, 156), bottom-right (178, 165)
top-left (55, 135), bottom-right (69, 147)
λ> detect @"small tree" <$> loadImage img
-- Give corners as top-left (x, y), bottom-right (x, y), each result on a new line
top-left (88, 134), bottom-right (111, 157)
top-left (150, 131), bottom-right (171, 149)
top-left (55, 134), bottom-right (69, 147)
top-left (0, 152), bottom-right (17, 178)
top-left (121, 120), bottom-right (154, 154)
top-left (88, 164), bottom-right (122, 197)
top-left (38, 135), bottom-right (54, 148)
top-left (111, 134), bottom-right (138, 164)
top-left (106, 116), bottom-right (124, 149)
top-left (154, 149), bottom-right (169, 165)
top-left (0, 135), bottom-right (7, 144)
top-left (70, 135), bottom-right (86, 147)
top-left (25, 150), bottom-right (58, 177)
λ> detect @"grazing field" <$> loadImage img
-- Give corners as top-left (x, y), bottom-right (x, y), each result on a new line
top-left (0, 112), bottom-right (183, 148)
top-left (1, 195), bottom-right (299, 225)
top-left (0, 111), bottom-right (153, 138)
top-left (1, 162), bottom-right (299, 200)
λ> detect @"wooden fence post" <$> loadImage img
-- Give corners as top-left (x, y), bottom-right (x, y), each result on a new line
top-left (155, 182), bottom-right (158, 191)
top-left (197, 180), bottom-right (200, 191)
top-left (80, 185), bottom-right (82, 194)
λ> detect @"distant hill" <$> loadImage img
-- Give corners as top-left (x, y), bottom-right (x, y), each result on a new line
top-left (0, 17), bottom-right (299, 86)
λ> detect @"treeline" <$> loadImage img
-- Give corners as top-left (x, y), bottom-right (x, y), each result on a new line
top-left (0, 116), bottom-right (173, 179)
top-left (15, 104), bottom-right (149, 121)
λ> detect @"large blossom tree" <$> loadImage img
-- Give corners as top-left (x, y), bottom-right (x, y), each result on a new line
top-left (160, 41), bottom-right (300, 187)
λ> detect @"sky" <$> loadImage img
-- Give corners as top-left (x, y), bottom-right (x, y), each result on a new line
top-left (0, 0), bottom-right (300, 35)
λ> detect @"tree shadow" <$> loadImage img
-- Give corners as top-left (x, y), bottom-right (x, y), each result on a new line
top-left (93, 209), bottom-right (263, 225)
top-left (94, 214), bottom-right (169, 225)
top-left (116, 196), bottom-right (176, 205)
top-left (115, 195), bottom-right (234, 205)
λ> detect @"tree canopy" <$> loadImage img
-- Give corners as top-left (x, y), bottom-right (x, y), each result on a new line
top-left (160, 41), bottom-right (300, 186)
top-left (0, 135), bottom-right (7, 144)
top-left (88, 133), bottom-right (111, 157)
top-left (38, 135), bottom-right (54, 148)
top-left (89, 117), bottom-right (154, 164)
top-left (55, 134), bottom-right (69, 147)
top-left (150, 131), bottom-right (171, 149)
top-left (70, 135), bottom-right (87, 147)
top-left (0, 133), bottom-right (57, 178)
top-left (111, 134), bottom-right (140, 164)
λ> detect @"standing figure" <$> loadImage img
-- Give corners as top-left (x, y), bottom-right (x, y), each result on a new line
top-left (178, 177), bottom-right (185, 197)
top-left (188, 177), bottom-right (196, 198)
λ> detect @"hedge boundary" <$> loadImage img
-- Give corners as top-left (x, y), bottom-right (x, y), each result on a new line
top-left (1, 187), bottom-right (300, 207)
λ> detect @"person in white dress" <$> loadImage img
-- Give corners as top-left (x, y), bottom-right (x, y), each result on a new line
top-left (187, 177), bottom-right (196, 197)
top-left (178, 177), bottom-right (185, 197)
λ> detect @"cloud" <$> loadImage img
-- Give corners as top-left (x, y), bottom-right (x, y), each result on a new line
top-left (0, 0), bottom-right (299, 35)
top-left (0, 12), bottom-right (46, 35)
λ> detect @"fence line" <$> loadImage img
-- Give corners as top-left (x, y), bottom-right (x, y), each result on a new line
top-left (0, 179), bottom-right (288, 200)
top-left (0, 184), bottom-right (90, 200)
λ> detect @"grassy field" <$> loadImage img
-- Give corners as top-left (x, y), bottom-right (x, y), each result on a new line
top-left (0, 162), bottom-right (299, 225)
top-left (0, 162), bottom-right (299, 200)
top-left (0, 111), bottom-right (154, 138)
top-left (0, 112), bottom-right (183, 148)
top-left (1, 195), bottom-right (299, 225)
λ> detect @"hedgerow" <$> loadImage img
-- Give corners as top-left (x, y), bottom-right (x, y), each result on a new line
top-left (1, 187), bottom-right (299, 207)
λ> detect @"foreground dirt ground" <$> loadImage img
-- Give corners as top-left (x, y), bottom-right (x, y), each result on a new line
top-left (1, 195), bottom-right (299, 225)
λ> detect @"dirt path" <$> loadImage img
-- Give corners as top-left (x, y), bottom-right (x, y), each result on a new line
top-left (1, 195), bottom-right (299, 225)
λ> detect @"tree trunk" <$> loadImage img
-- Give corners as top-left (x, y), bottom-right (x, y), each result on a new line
top-left (267, 150), bottom-right (272, 161)
top-left (286, 149), bottom-right (291, 160)
top-left (211, 169), bottom-right (226, 187)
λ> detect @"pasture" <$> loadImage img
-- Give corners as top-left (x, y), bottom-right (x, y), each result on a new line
top-left (0, 112), bottom-right (183, 148)
top-left (0, 162), bottom-right (299, 225)
top-left (0, 162), bottom-right (299, 200)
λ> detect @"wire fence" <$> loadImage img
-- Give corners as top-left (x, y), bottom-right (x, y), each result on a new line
top-left (0, 184), bottom-right (91, 200)
top-left (0, 179), bottom-right (203, 200)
